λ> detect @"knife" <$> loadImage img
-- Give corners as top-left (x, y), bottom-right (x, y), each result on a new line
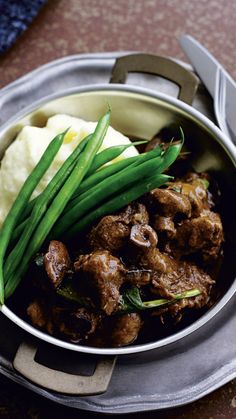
top-left (179, 34), bottom-right (236, 144)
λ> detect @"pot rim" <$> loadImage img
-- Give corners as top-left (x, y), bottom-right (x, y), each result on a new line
top-left (0, 83), bottom-right (235, 355)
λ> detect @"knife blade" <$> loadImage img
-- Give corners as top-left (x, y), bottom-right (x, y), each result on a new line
top-left (179, 34), bottom-right (236, 144)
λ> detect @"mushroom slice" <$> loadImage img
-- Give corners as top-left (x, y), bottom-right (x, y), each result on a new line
top-left (130, 224), bottom-right (158, 248)
top-left (152, 215), bottom-right (176, 239)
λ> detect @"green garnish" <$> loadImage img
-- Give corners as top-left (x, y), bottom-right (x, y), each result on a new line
top-left (119, 286), bottom-right (201, 312)
top-left (199, 178), bottom-right (210, 189)
top-left (34, 253), bottom-right (44, 268)
top-left (170, 186), bottom-right (181, 193)
top-left (56, 282), bottom-right (201, 314)
top-left (57, 281), bottom-right (94, 309)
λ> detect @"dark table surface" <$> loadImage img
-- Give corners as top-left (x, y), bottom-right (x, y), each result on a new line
top-left (1, 0), bottom-right (236, 418)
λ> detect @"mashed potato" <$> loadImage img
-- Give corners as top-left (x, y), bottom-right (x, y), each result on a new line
top-left (0, 114), bottom-right (138, 227)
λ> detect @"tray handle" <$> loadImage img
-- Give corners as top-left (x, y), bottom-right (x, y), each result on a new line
top-left (13, 340), bottom-right (117, 395)
top-left (110, 53), bottom-right (199, 105)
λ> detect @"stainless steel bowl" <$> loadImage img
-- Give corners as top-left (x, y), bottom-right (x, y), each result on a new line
top-left (0, 54), bottom-right (235, 394)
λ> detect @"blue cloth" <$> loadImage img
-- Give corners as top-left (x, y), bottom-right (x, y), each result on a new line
top-left (0, 0), bottom-right (47, 54)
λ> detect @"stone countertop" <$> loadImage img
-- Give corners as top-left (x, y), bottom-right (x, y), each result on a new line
top-left (1, 0), bottom-right (236, 88)
top-left (0, 0), bottom-right (236, 418)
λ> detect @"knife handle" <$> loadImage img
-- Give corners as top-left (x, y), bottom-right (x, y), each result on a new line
top-left (110, 53), bottom-right (199, 105)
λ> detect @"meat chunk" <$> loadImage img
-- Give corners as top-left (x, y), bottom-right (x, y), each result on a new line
top-left (88, 202), bottom-right (149, 251)
top-left (148, 173), bottom-right (210, 222)
top-left (144, 135), bottom-right (162, 152)
top-left (52, 307), bottom-right (100, 343)
top-left (170, 175), bottom-right (210, 217)
top-left (148, 188), bottom-right (192, 218)
top-left (174, 210), bottom-right (224, 261)
top-left (88, 215), bottom-right (130, 251)
top-left (27, 300), bottom-right (53, 334)
top-left (138, 248), bottom-right (214, 310)
top-left (121, 202), bottom-right (149, 225)
top-left (126, 269), bottom-right (152, 286)
top-left (27, 301), bottom-right (100, 343)
top-left (44, 241), bottom-right (71, 288)
top-left (111, 313), bottom-right (142, 346)
top-left (74, 250), bottom-right (125, 315)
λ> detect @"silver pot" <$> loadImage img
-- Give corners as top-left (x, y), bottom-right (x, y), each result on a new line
top-left (0, 54), bottom-right (235, 394)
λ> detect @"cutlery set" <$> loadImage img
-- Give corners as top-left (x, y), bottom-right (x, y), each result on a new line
top-left (179, 34), bottom-right (236, 144)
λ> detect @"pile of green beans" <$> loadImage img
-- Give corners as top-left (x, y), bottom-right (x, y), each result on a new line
top-left (1, 111), bottom-right (183, 302)
top-left (4, 111), bottom-right (111, 299)
top-left (0, 130), bottom-right (68, 304)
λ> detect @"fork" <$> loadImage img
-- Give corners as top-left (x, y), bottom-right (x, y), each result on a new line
top-left (214, 67), bottom-right (232, 139)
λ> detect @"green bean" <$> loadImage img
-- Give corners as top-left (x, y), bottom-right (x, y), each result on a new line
top-left (9, 218), bottom-right (28, 247)
top-left (8, 134), bottom-right (90, 248)
top-left (69, 144), bottom-right (163, 204)
top-left (62, 173), bottom-right (172, 241)
top-left (154, 141), bottom-right (183, 173)
top-left (4, 134), bottom-right (91, 280)
top-left (5, 111), bottom-right (110, 295)
top-left (72, 155), bottom-right (139, 198)
top-left (17, 134), bottom-right (91, 224)
top-left (51, 149), bottom-right (175, 238)
top-left (87, 140), bottom-right (147, 176)
top-left (0, 130), bottom-right (67, 304)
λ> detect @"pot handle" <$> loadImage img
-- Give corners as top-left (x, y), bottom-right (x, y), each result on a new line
top-left (13, 340), bottom-right (117, 395)
top-left (110, 53), bottom-right (199, 105)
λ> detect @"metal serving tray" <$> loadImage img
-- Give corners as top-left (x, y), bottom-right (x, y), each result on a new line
top-left (0, 52), bottom-right (235, 414)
